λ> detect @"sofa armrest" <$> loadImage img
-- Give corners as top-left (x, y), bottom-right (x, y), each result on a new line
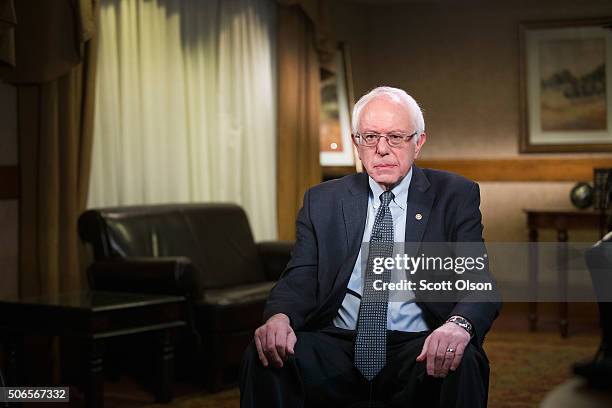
top-left (257, 241), bottom-right (294, 281)
top-left (87, 257), bottom-right (201, 301)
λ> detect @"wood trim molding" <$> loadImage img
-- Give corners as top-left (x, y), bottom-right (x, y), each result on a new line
top-left (0, 165), bottom-right (19, 199)
top-left (416, 158), bottom-right (612, 182)
top-left (323, 158), bottom-right (612, 182)
top-left (322, 166), bottom-right (357, 180)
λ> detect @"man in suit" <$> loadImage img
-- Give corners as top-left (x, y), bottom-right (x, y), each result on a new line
top-left (240, 86), bottom-right (501, 407)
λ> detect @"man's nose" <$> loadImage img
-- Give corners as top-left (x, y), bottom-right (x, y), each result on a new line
top-left (375, 136), bottom-right (391, 155)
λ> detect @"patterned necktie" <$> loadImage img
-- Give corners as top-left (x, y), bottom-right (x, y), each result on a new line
top-left (354, 190), bottom-right (395, 381)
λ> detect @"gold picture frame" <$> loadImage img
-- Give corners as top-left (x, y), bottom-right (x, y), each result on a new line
top-left (519, 17), bottom-right (612, 153)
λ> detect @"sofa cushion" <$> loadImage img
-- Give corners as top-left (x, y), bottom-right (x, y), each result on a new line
top-left (182, 206), bottom-right (267, 289)
top-left (202, 281), bottom-right (275, 306)
top-left (197, 281), bottom-right (275, 332)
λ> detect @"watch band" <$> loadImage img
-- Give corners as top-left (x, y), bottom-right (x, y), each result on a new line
top-left (446, 315), bottom-right (474, 337)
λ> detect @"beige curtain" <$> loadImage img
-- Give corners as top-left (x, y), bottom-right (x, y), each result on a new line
top-left (89, 0), bottom-right (278, 241)
top-left (277, 0), bottom-right (335, 74)
top-left (1, 0), bottom-right (99, 297)
top-left (276, 2), bottom-right (334, 240)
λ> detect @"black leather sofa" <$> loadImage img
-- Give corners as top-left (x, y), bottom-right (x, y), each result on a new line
top-left (78, 203), bottom-right (292, 389)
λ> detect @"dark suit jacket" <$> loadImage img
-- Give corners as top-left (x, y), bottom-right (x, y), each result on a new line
top-left (264, 165), bottom-right (501, 346)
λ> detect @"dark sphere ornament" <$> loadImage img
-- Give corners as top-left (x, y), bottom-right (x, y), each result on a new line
top-left (570, 182), bottom-right (593, 209)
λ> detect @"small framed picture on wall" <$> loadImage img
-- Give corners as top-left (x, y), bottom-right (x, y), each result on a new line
top-left (319, 43), bottom-right (359, 169)
top-left (519, 17), bottom-right (612, 152)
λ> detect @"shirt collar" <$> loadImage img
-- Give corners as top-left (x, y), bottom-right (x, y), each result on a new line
top-left (368, 168), bottom-right (412, 211)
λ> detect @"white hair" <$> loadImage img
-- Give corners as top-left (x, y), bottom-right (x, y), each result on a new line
top-left (351, 86), bottom-right (425, 143)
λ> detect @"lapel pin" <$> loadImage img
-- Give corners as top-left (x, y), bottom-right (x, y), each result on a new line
top-left (415, 213), bottom-right (423, 220)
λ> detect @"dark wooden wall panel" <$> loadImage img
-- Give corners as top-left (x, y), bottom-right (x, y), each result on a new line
top-left (0, 165), bottom-right (19, 199)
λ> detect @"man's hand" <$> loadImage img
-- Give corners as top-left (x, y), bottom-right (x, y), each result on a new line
top-left (254, 313), bottom-right (297, 368)
top-left (415, 322), bottom-right (470, 377)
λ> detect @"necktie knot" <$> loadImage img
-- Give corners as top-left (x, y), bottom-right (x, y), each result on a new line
top-left (379, 191), bottom-right (394, 208)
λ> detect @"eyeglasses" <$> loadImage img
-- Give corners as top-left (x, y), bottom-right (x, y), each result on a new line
top-left (353, 131), bottom-right (417, 147)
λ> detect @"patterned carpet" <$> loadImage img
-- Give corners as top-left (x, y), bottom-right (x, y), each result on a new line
top-left (484, 330), bottom-right (599, 408)
top-left (104, 329), bottom-right (600, 408)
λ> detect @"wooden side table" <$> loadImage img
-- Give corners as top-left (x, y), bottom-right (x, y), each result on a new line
top-left (0, 291), bottom-right (187, 408)
top-left (525, 209), bottom-right (605, 338)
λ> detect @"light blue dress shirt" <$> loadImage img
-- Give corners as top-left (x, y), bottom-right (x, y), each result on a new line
top-left (333, 169), bottom-right (430, 332)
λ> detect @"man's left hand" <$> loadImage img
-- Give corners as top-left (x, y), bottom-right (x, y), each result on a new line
top-left (415, 322), bottom-right (470, 378)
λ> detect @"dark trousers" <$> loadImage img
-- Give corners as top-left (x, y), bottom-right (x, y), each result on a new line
top-left (240, 326), bottom-right (490, 408)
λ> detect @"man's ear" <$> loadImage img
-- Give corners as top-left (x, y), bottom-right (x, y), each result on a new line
top-left (414, 133), bottom-right (427, 158)
top-left (352, 135), bottom-right (362, 160)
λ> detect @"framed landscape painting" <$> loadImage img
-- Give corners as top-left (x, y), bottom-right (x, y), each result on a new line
top-left (519, 18), bottom-right (612, 152)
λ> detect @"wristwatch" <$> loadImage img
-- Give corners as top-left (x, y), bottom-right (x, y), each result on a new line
top-left (446, 315), bottom-right (474, 338)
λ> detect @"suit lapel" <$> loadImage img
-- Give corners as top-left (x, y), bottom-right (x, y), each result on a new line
top-left (406, 166), bottom-right (443, 323)
top-left (338, 173), bottom-right (369, 279)
top-left (405, 165), bottom-right (434, 252)
top-left (341, 179), bottom-right (369, 256)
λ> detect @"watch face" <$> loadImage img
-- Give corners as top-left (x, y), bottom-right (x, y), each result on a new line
top-left (448, 317), bottom-right (472, 334)
top-left (452, 317), bottom-right (473, 335)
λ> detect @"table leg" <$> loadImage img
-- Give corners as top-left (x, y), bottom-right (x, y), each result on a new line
top-left (4, 334), bottom-right (23, 387)
top-left (528, 228), bottom-right (539, 331)
top-left (558, 229), bottom-right (568, 338)
top-left (154, 330), bottom-right (174, 403)
top-left (3, 334), bottom-right (23, 408)
top-left (83, 339), bottom-right (104, 408)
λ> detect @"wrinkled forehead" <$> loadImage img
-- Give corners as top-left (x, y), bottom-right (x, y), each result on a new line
top-left (358, 95), bottom-right (414, 133)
